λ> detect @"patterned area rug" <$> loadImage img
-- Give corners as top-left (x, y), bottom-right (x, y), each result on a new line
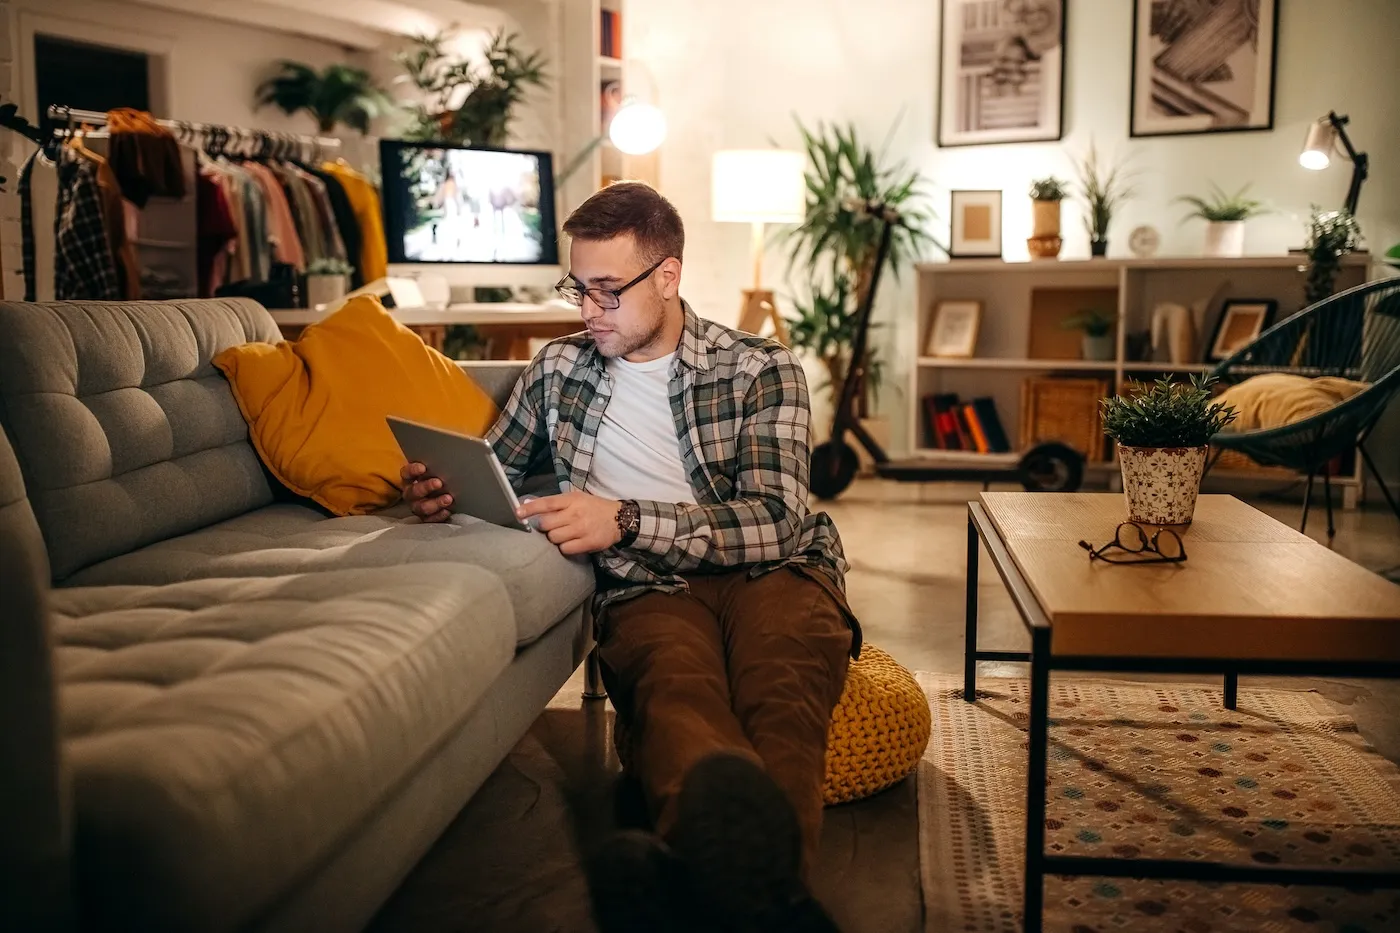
top-left (916, 674), bottom-right (1400, 933)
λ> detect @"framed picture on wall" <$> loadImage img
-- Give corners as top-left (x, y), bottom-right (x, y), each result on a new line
top-left (1130, 0), bottom-right (1280, 138)
top-left (926, 300), bottom-right (983, 358)
top-left (949, 190), bottom-right (1003, 258)
top-left (1206, 298), bottom-right (1277, 361)
top-left (937, 0), bottom-right (1066, 147)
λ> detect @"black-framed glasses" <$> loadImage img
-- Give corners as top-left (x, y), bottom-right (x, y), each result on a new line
top-left (1078, 522), bottom-right (1187, 564)
top-left (554, 258), bottom-right (666, 310)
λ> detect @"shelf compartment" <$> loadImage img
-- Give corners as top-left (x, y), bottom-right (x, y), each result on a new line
top-left (917, 357), bottom-right (1118, 371)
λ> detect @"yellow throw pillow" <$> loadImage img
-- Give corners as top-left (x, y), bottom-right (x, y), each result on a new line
top-left (1216, 372), bottom-right (1369, 432)
top-left (214, 296), bottom-right (500, 515)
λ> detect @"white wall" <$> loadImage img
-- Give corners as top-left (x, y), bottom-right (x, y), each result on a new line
top-left (627, 0), bottom-right (1400, 457)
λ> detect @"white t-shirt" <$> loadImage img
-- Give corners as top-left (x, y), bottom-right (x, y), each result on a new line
top-left (585, 352), bottom-right (697, 504)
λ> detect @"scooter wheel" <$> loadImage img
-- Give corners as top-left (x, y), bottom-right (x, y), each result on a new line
top-left (1017, 442), bottom-right (1084, 492)
top-left (810, 441), bottom-right (859, 500)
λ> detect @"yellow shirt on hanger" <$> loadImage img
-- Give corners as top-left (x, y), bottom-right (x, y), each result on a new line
top-left (322, 161), bottom-right (387, 283)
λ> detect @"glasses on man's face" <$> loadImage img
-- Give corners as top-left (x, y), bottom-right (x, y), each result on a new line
top-left (554, 258), bottom-right (666, 310)
top-left (1078, 522), bottom-right (1187, 564)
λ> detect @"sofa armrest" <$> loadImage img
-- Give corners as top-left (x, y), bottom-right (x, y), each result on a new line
top-left (458, 361), bottom-right (528, 412)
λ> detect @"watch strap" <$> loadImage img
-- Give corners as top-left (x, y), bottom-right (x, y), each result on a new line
top-left (616, 499), bottom-right (641, 547)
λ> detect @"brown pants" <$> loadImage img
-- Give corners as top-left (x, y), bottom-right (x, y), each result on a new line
top-left (597, 567), bottom-right (854, 873)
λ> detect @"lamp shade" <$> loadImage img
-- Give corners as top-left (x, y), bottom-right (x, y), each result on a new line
top-left (711, 150), bottom-right (807, 224)
top-left (1300, 118), bottom-right (1335, 170)
top-left (609, 101), bottom-right (666, 155)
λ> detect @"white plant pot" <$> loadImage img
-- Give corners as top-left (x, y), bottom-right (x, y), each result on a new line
top-left (1117, 444), bottom-right (1208, 525)
top-left (1203, 221), bottom-right (1245, 258)
top-left (306, 274), bottom-right (348, 310)
top-left (1082, 333), bottom-right (1115, 361)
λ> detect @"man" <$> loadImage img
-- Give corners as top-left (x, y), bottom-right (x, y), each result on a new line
top-left (401, 182), bottom-right (859, 933)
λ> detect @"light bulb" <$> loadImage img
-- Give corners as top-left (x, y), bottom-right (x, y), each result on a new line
top-left (1299, 118), bottom-right (1335, 171)
top-left (609, 103), bottom-right (666, 155)
top-left (1299, 149), bottom-right (1330, 171)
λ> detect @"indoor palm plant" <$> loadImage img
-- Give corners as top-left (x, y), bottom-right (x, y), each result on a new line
top-left (1175, 183), bottom-right (1267, 258)
top-left (1101, 375), bottom-right (1237, 524)
top-left (779, 118), bottom-right (937, 412)
top-left (395, 27), bottom-right (547, 146)
top-left (1028, 176), bottom-right (1068, 258)
top-left (255, 62), bottom-right (392, 134)
top-left (1073, 141), bottom-right (1134, 257)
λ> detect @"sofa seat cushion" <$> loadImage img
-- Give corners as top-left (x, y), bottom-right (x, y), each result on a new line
top-left (49, 564), bottom-right (516, 933)
top-left (63, 504), bottom-right (595, 648)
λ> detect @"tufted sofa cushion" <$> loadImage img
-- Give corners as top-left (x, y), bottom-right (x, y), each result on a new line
top-left (64, 504), bottom-right (596, 648)
top-left (0, 299), bottom-right (282, 581)
top-left (48, 563), bottom-right (516, 933)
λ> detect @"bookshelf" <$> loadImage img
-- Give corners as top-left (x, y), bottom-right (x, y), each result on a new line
top-left (910, 255), bottom-right (1375, 500)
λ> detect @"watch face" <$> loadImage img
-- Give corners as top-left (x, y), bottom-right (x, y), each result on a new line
top-left (1129, 225), bottom-right (1160, 257)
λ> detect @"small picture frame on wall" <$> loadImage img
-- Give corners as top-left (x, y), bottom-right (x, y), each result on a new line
top-left (949, 190), bottom-right (1003, 258)
top-left (937, 0), bottom-right (1067, 146)
top-left (1207, 299), bottom-right (1276, 361)
top-left (1130, 0), bottom-right (1280, 138)
top-left (925, 300), bottom-right (983, 358)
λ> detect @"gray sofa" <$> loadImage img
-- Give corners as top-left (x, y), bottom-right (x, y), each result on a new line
top-left (0, 298), bottom-right (595, 933)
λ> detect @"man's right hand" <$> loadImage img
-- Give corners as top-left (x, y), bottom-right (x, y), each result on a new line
top-left (400, 462), bottom-right (453, 523)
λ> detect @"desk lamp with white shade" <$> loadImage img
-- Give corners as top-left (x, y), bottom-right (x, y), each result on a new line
top-left (711, 149), bottom-right (806, 345)
top-left (1299, 111), bottom-right (1369, 215)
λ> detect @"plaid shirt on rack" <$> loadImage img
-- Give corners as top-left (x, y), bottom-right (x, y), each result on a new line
top-left (54, 149), bottom-right (122, 301)
top-left (488, 301), bottom-right (849, 614)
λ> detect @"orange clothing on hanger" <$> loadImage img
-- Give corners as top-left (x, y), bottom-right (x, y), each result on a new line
top-left (321, 161), bottom-right (387, 282)
top-left (106, 107), bottom-right (187, 207)
top-left (67, 136), bottom-right (141, 299)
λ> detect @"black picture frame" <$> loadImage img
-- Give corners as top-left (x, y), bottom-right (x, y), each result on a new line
top-left (937, 0), bottom-right (1067, 148)
top-left (948, 190), bottom-right (1004, 259)
top-left (1129, 0), bottom-right (1280, 139)
top-left (1206, 298), bottom-right (1277, 362)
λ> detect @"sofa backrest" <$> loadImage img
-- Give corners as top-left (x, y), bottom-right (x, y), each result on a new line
top-left (0, 425), bottom-right (71, 930)
top-left (0, 299), bottom-right (281, 581)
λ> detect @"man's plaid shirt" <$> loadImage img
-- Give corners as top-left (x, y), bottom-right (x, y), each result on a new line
top-left (487, 301), bottom-right (848, 611)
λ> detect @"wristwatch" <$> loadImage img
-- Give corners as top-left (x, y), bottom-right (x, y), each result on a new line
top-left (615, 499), bottom-right (641, 547)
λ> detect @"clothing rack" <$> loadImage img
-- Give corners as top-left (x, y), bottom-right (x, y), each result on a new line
top-left (45, 105), bottom-right (342, 162)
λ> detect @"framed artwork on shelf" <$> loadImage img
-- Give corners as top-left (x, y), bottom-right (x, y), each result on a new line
top-left (925, 300), bottom-right (983, 358)
top-left (1207, 298), bottom-right (1276, 361)
top-left (949, 190), bottom-right (1003, 258)
top-left (937, 0), bottom-right (1066, 146)
top-left (1130, 0), bottom-right (1280, 138)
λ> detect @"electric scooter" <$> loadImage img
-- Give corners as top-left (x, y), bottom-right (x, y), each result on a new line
top-left (809, 198), bottom-right (1085, 500)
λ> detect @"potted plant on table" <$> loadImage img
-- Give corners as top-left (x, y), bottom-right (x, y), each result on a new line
top-left (305, 258), bottom-right (354, 310)
top-left (1073, 140), bottom-right (1134, 258)
top-left (1175, 183), bottom-right (1267, 258)
top-left (1101, 375), bottom-right (1237, 525)
top-left (1060, 307), bottom-right (1115, 361)
top-left (1028, 176), bottom-right (1068, 258)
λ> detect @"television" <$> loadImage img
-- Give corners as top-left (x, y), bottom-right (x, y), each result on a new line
top-left (380, 139), bottom-right (559, 269)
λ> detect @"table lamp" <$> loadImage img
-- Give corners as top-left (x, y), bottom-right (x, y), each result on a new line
top-left (1299, 111), bottom-right (1369, 215)
top-left (712, 149), bottom-right (806, 344)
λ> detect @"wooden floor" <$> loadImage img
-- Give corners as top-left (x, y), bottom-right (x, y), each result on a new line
top-left (369, 480), bottom-right (1400, 933)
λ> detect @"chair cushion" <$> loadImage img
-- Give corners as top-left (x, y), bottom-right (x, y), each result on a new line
top-left (1216, 373), bottom-right (1370, 432)
top-left (63, 504), bottom-right (595, 648)
top-left (212, 295), bottom-right (499, 516)
top-left (49, 563), bottom-right (516, 932)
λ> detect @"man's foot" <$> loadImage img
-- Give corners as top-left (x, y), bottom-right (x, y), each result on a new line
top-left (585, 830), bottom-right (688, 933)
top-left (665, 752), bottom-right (841, 933)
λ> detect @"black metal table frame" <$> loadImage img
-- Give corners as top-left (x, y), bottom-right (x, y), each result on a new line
top-left (964, 502), bottom-right (1400, 933)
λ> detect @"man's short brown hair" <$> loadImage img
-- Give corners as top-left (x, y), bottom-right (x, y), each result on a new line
top-left (562, 181), bottom-right (684, 264)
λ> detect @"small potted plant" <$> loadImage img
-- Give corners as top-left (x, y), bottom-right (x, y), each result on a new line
top-left (1101, 375), bottom-right (1237, 525)
top-left (1303, 206), bottom-right (1362, 304)
top-left (1028, 176), bottom-right (1069, 259)
top-left (1060, 307), bottom-right (1115, 361)
top-left (1074, 140), bottom-right (1134, 257)
top-left (305, 258), bottom-right (353, 310)
top-left (1175, 183), bottom-right (1267, 258)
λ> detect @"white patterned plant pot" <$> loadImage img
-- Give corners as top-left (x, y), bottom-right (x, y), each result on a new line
top-left (1117, 445), bottom-right (1208, 525)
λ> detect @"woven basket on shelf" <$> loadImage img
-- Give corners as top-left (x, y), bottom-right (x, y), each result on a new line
top-left (1020, 377), bottom-right (1110, 462)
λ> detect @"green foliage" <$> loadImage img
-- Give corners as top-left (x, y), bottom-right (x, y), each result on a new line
top-left (1073, 139), bottom-right (1135, 242)
top-left (307, 257), bottom-right (353, 276)
top-left (1029, 176), bottom-right (1069, 201)
top-left (396, 28), bottom-right (548, 146)
top-left (255, 62), bottom-right (392, 134)
top-left (1176, 183), bottom-right (1267, 222)
top-left (1101, 375), bottom-right (1237, 448)
top-left (783, 268), bottom-right (884, 404)
top-left (1303, 206), bottom-right (1363, 305)
top-left (1060, 307), bottom-right (1114, 337)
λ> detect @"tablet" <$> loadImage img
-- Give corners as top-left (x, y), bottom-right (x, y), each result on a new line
top-left (387, 416), bottom-right (533, 533)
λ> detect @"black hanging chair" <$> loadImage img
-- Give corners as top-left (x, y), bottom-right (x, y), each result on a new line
top-left (1206, 276), bottom-right (1400, 538)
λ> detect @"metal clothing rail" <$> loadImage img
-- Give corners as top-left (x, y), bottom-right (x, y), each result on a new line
top-left (45, 104), bottom-right (341, 155)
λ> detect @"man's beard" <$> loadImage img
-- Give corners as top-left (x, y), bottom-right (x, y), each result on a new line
top-left (591, 297), bottom-right (667, 359)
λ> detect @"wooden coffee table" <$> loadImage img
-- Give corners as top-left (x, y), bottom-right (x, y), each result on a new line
top-left (964, 492), bottom-right (1400, 933)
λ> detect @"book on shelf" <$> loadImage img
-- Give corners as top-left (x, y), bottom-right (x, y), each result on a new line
top-left (969, 397), bottom-right (1011, 453)
top-left (921, 393), bottom-right (1010, 453)
top-left (600, 9), bottom-right (623, 58)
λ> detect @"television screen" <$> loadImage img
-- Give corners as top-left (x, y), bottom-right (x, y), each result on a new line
top-left (380, 140), bottom-right (559, 266)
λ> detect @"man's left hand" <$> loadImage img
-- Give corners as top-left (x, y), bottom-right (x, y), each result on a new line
top-left (517, 490), bottom-right (623, 555)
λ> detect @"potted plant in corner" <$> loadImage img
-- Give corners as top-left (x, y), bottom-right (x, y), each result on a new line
top-left (305, 258), bottom-right (353, 310)
top-left (1074, 140), bottom-right (1134, 258)
top-left (1060, 307), bottom-right (1115, 361)
top-left (1101, 375), bottom-right (1237, 525)
top-left (256, 62), bottom-right (393, 134)
top-left (1175, 183), bottom-right (1267, 258)
top-left (1028, 176), bottom-right (1068, 259)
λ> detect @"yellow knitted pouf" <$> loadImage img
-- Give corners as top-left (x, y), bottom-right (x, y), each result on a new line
top-left (611, 644), bottom-right (931, 806)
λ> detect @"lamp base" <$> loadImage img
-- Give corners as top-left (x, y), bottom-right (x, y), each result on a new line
top-left (736, 289), bottom-right (789, 346)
